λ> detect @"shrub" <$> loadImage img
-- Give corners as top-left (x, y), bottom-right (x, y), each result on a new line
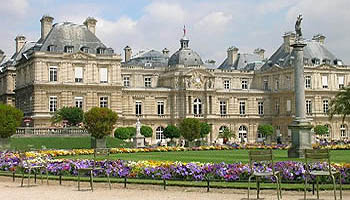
top-left (141, 125), bottom-right (153, 138)
top-left (200, 122), bottom-right (211, 138)
top-left (51, 106), bottom-right (84, 126)
top-left (114, 127), bottom-right (131, 140)
top-left (164, 125), bottom-right (181, 140)
top-left (179, 118), bottom-right (201, 142)
top-left (258, 124), bottom-right (275, 137)
top-left (314, 125), bottom-right (329, 136)
top-left (127, 127), bottom-right (136, 138)
top-left (83, 107), bottom-right (118, 139)
top-left (0, 104), bottom-right (23, 138)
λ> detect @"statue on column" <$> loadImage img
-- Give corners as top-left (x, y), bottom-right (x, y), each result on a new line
top-left (295, 14), bottom-right (303, 41)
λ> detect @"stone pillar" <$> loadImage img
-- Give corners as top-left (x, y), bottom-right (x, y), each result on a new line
top-left (288, 42), bottom-right (313, 158)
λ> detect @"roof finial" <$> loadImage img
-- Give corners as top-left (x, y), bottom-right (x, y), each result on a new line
top-left (183, 25), bottom-right (186, 37)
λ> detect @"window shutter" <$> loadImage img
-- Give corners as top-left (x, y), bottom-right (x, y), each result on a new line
top-left (75, 67), bottom-right (83, 79)
top-left (322, 76), bottom-right (328, 86)
top-left (339, 76), bottom-right (344, 85)
top-left (100, 68), bottom-right (108, 82)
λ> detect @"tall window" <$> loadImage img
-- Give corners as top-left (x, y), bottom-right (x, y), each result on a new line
top-left (341, 124), bottom-right (347, 138)
top-left (100, 68), bottom-right (108, 83)
top-left (258, 102), bottom-right (264, 115)
top-left (219, 101), bottom-right (227, 116)
top-left (322, 75), bottom-right (328, 88)
top-left (75, 67), bottom-right (83, 82)
top-left (49, 96), bottom-right (57, 112)
top-left (239, 101), bottom-right (245, 115)
top-left (157, 101), bottom-right (164, 116)
top-left (241, 79), bottom-right (248, 89)
top-left (275, 79), bottom-right (279, 90)
top-left (338, 76), bottom-right (344, 89)
top-left (156, 127), bottom-right (165, 141)
top-left (193, 98), bottom-right (202, 115)
top-left (99, 97), bottom-right (108, 108)
top-left (306, 100), bottom-right (312, 115)
top-left (223, 80), bottom-right (230, 89)
top-left (75, 97), bottom-right (83, 108)
top-left (323, 100), bottom-right (329, 113)
top-left (238, 125), bottom-right (248, 143)
top-left (123, 76), bottom-right (130, 87)
top-left (275, 101), bottom-right (280, 114)
top-left (144, 77), bottom-right (152, 87)
top-left (263, 79), bottom-right (268, 90)
top-left (49, 67), bottom-right (57, 82)
top-left (286, 100), bottom-right (291, 112)
top-left (305, 75), bottom-right (311, 89)
top-left (136, 101), bottom-right (142, 116)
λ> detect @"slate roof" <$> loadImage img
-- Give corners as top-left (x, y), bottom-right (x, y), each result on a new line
top-left (124, 49), bottom-right (168, 67)
top-left (218, 53), bottom-right (264, 71)
top-left (168, 48), bottom-right (203, 66)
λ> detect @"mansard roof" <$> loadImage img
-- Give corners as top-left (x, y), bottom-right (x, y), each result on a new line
top-left (124, 49), bottom-right (168, 67)
top-left (218, 53), bottom-right (264, 71)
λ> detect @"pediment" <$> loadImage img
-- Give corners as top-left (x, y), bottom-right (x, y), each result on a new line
top-left (64, 52), bottom-right (95, 60)
top-left (263, 64), bottom-right (283, 73)
top-left (184, 68), bottom-right (215, 78)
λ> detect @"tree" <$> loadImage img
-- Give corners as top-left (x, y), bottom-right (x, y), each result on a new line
top-left (51, 106), bottom-right (84, 126)
top-left (163, 125), bottom-right (181, 140)
top-left (0, 104), bottom-right (23, 138)
top-left (83, 107), bottom-right (118, 139)
top-left (127, 127), bottom-right (136, 138)
top-left (200, 122), bottom-right (211, 139)
top-left (179, 118), bottom-right (201, 142)
top-left (141, 125), bottom-right (153, 138)
top-left (314, 125), bottom-right (329, 136)
top-left (329, 87), bottom-right (350, 123)
top-left (114, 127), bottom-right (131, 140)
top-left (257, 124), bottom-right (275, 137)
top-left (218, 128), bottom-right (235, 144)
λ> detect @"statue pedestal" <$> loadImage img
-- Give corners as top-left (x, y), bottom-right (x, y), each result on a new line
top-left (288, 119), bottom-right (313, 158)
top-left (133, 136), bottom-right (145, 148)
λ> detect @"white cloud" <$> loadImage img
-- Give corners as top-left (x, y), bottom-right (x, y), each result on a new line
top-left (0, 0), bottom-right (30, 16)
top-left (196, 12), bottom-right (232, 33)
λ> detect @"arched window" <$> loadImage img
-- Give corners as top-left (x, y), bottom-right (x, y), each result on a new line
top-left (340, 124), bottom-right (347, 138)
top-left (219, 126), bottom-right (228, 134)
top-left (238, 125), bottom-right (248, 143)
top-left (193, 98), bottom-right (202, 115)
top-left (156, 126), bottom-right (165, 141)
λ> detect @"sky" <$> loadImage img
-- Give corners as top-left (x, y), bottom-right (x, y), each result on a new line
top-left (0, 0), bottom-right (349, 64)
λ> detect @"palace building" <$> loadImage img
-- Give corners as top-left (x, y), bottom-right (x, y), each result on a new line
top-left (0, 15), bottom-right (348, 144)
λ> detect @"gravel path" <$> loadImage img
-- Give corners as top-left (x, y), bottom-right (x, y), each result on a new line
top-left (0, 176), bottom-right (347, 200)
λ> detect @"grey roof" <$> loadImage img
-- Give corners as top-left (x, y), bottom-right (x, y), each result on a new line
top-left (124, 49), bottom-right (168, 67)
top-left (218, 53), bottom-right (264, 71)
top-left (39, 22), bottom-right (113, 54)
top-left (168, 48), bottom-right (203, 66)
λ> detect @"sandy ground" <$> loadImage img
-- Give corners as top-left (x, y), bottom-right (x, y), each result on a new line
top-left (0, 176), bottom-right (347, 200)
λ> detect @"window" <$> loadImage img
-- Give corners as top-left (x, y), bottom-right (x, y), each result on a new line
top-left (323, 100), bottom-right (329, 113)
top-left (49, 67), bottom-right (57, 82)
top-left (286, 100), bottom-right (291, 112)
top-left (305, 75), bottom-right (311, 89)
top-left (157, 101), bottom-right (164, 116)
top-left (275, 101), bottom-right (280, 114)
top-left (144, 77), bottom-right (152, 88)
top-left (241, 79), bottom-right (248, 89)
top-left (219, 101), bottom-right (227, 116)
top-left (223, 80), bottom-right (230, 89)
top-left (238, 125), bottom-right (248, 143)
top-left (49, 96), bottom-right (57, 112)
top-left (80, 47), bottom-right (89, 53)
top-left (156, 127), bottom-right (165, 141)
top-left (47, 45), bottom-right (56, 52)
top-left (97, 48), bottom-right (105, 55)
top-left (306, 100), bottom-right (312, 115)
top-left (193, 98), bottom-right (202, 115)
top-left (75, 97), bottom-right (83, 108)
top-left (275, 79), bottom-right (279, 90)
top-left (64, 46), bottom-right (74, 53)
top-left (100, 97), bottom-right (108, 108)
top-left (258, 102), bottom-right (264, 115)
top-left (322, 75), bottom-right (328, 88)
top-left (136, 101), bottom-right (142, 116)
top-left (338, 76), bottom-right (344, 89)
top-left (100, 68), bottom-right (108, 83)
top-left (123, 76), bottom-right (130, 87)
top-left (263, 79), bottom-right (268, 90)
top-left (341, 124), bottom-right (347, 138)
top-left (239, 101), bottom-right (245, 115)
top-left (74, 67), bottom-right (83, 82)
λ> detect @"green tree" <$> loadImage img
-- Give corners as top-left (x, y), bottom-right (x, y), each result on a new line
top-left (51, 106), bottom-right (84, 126)
top-left (200, 122), bottom-right (211, 139)
top-left (218, 128), bottom-right (235, 144)
top-left (141, 125), bottom-right (153, 138)
top-left (83, 107), bottom-right (118, 139)
top-left (163, 125), bottom-right (181, 140)
top-left (114, 127), bottom-right (131, 140)
top-left (179, 118), bottom-right (201, 142)
top-left (127, 127), bottom-right (136, 138)
top-left (0, 104), bottom-right (23, 138)
top-left (329, 87), bottom-right (350, 122)
top-left (314, 125), bottom-right (329, 136)
top-left (257, 124), bottom-right (275, 137)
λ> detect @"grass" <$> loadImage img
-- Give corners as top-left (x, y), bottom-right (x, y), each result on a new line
top-left (9, 136), bottom-right (131, 150)
top-left (59, 149), bottom-right (350, 163)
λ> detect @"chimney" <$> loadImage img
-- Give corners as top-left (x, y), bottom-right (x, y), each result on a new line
top-left (227, 46), bottom-right (239, 65)
top-left (15, 35), bottom-right (26, 53)
top-left (84, 17), bottom-right (97, 34)
top-left (283, 32), bottom-right (296, 53)
top-left (312, 34), bottom-right (326, 44)
top-left (40, 15), bottom-right (54, 41)
top-left (254, 48), bottom-right (265, 60)
top-left (162, 48), bottom-right (170, 57)
top-left (124, 46), bottom-right (132, 62)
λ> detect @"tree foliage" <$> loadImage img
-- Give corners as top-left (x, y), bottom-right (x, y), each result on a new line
top-left (329, 87), bottom-right (350, 123)
top-left (83, 107), bottom-right (118, 139)
top-left (179, 118), bottom-right (201, 142)
top-left (163, 125), bottom-right (181, 139)
top-left (314, 125), bottom-right (329, 136)
top-left (51, 106), bottom-right (84, 126)
top-left (0, 104), bottom-right (23, 138)
top-left (200, 122), bottom-right (211, 138)
top-left (257, 124), bottom-right (275, 137)
top-left (114, 127), bottom-right (132, 140)
top-left (127, 127), bottom-right (136, 138)
top-left (141, 125), bottom-right (153, 138)
top-left (218, 127), bottom-right (235, 141)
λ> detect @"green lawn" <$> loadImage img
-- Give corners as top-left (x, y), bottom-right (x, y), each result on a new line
top-left (10, 136), bottom-right (131, 150)
top-left (59, 149), bottom-right (350, 163)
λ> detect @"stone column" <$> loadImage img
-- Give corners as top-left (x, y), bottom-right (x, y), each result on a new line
top-left (288, 42), bottom-right (313, 158)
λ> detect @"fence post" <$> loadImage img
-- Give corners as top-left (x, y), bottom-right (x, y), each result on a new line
top-left (124, 177), bottom-right (127, 188)
top-left (163, 179), bottom-right (166, 190)
top-left (207, 179), bottom-right (210, 192)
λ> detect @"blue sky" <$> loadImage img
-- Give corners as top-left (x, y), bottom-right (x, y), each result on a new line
top-left (1, 0), bottom-right (349, 64)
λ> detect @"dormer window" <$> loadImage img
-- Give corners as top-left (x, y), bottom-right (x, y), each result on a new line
top-left (322, 59), bottom-right (331, 65)
top-left (80, 47), bottom-right (89, 53)
top-left (64, 46), bottom-right (74, 53)
top-left (97, 47), bottom-right (106, 55)
top-left (311, 58), bottom-right (320, 65)
top-left (303, 58), bottom-right (309, 65)
top-left (47, 45), bottom-right (56, 52)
